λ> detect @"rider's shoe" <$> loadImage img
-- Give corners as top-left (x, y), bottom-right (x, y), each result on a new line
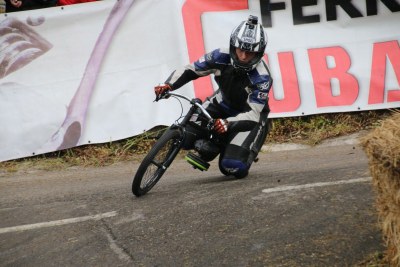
top-left (185, 152), bottom-right (210, 171)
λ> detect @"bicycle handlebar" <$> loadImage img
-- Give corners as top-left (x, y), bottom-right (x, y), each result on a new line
top-left (155, 92), bottom-right (213, 121)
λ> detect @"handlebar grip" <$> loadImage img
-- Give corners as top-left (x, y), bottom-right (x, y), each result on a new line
top-left (154, 91), bottom-right (170, 102)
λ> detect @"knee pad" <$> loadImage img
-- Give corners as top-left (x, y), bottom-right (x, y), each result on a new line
top-left (221, 158), bottom-right (249, 178)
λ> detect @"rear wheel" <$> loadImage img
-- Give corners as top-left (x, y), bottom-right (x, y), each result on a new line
top-left (132, 129), bottom-right (182, 197)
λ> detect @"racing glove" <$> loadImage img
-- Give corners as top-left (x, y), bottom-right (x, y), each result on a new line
top-left (214, 119), bottom-right (229, 134)
top-left (154, 83), bottom-right (172, 97)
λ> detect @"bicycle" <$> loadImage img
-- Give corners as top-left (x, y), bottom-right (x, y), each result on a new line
top-left (131, 91), bottom-right (270, 197)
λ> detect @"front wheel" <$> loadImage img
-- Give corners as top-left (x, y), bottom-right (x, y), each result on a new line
top-left (132, 129), bottom-right (182, 197)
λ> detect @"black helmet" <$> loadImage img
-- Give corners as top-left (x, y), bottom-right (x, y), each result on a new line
top-left (229, 15), bottom-right (267, 71)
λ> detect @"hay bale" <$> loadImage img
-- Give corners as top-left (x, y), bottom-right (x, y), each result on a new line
top-left (360, 112), bottom-right (400, 266)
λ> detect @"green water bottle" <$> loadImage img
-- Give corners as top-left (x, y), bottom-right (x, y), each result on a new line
top-left (0, 0), bottom-right (6, 13)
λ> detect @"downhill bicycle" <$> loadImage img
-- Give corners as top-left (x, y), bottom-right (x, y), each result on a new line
top-left (131, 91), bottom-right (270, 197)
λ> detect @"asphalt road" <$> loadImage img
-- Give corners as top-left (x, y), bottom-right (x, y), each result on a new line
top-left (0, 137), bottom-right (384, 266)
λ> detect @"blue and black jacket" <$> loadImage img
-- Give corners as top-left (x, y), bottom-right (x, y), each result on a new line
top-left (165, 48), bottom-right (273, 131)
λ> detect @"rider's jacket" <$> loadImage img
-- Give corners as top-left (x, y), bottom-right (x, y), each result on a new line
top-left (165, 48), bottom-right (273, 131)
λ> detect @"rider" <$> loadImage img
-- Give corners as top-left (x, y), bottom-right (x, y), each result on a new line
top-left (155, 15), bottom-right (273, 178)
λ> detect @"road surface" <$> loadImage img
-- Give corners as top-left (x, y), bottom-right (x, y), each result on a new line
top-left (0, 137), bottom-right (384, 266)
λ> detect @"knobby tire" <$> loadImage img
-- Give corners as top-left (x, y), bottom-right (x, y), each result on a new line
top-left (132, 129), bottom-right (182, 197)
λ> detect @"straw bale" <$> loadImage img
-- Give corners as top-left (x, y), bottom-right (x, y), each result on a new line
top-left (360, 112), bottom-right (400, 266)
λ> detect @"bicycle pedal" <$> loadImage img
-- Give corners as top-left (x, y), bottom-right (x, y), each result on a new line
top-left (185, 152), bottom-right (210, 171)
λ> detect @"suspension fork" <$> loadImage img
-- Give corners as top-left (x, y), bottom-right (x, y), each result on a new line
top-left (161, 104), bottom-right (199, 166)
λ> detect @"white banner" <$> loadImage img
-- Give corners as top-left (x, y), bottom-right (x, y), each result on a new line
top-left (0, 0), bottom-right (399, 161)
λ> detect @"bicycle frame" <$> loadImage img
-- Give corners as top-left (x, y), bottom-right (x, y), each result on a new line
top-left (132, 90), bottom-right (268, 196)
top-left (157, 91), bottom-right (215, 136)
top-left (154, 92), bottom-right (216, 167)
